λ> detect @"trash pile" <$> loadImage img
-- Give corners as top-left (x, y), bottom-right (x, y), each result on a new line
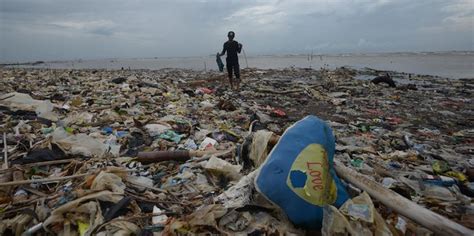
top-left (0, 67), bottom-right (473, 235)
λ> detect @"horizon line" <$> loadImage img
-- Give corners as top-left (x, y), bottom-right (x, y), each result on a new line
top-left (1, 50), bottom-right (473, 65)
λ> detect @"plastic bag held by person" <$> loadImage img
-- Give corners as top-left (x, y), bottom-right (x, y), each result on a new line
top-left (255, 115), bottom-right (349, 229)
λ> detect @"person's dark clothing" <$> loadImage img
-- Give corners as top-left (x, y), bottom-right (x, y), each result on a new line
top-left (221, 40), bottom-right (242, 80)
top-left (227, 61), bottom-right (240, 81)
top-left (221, 40), bottom-right (241, 62)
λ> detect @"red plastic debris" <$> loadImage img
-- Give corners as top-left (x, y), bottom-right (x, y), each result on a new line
top-left (386, 117), bottom-right (402, 125)
top-left (272, 109), bottom-right (287, 117)
top-left (199, 87), bottom-right (213, 94)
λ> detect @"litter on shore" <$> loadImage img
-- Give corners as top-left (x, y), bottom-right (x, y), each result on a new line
top-left (0, 67), bottom-right (473, 235)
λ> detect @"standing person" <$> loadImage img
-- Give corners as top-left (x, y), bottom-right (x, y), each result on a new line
top-left (218, 31), bottom-right (242, 90)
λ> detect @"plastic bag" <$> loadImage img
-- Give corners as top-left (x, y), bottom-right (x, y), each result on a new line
top-left (158, 130), bottom-right (183, 144)
top-left (63, 112), bottom-right (94, 126)
top-left (199, 137), bottom-right (218, 150)
top-left (91, 171), bottom-right (126, 194)
top-left (43, 191), bottom-right (123, 234)
top-left (144, 123), bottom-right (171, 137)
top-left (152, 206), bottom-right (169, 225)
top-left (216, 53), bottom-right (224, 72)
top-left (249, 130), bottom-right (274, 167)
top-left (322, 205), bottom-right (357, 236)
top-left (0, 92), bottom-right (44, 111)
top-left (215, 170), bottom-right (258, 208)
top-left (0, 92), bottom-right (59, 121)
top-left (205, 156), bottom-right (242, 181)
top-left (52, 128), bottom-right (120, 157)
top-left (340, 192), bottom-right (374, 223)
top-left (35, 100), bottom-right (59, 121)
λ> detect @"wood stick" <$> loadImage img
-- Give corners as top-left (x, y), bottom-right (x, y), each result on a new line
top-left (136, 149), bottom-right (228, 164)
top-left (125, 190), bottom-right (187, 205)
top-left (2, 133), bottom-right (8, 169)
top-left (22, 186), bottom-right (48, 197)
top-left (136, 150), bottom-right (190, 163)
top-left (92, 212), bottom-right (176, 235)
top-left (0, 159), bottom-right (76, 174)
top-left (256, 88), bottom-right (304, 94)
top-left (0, 173), bottom-right (89, 187)
top-left (125, 179), bottom-right (167, 193)
top-left (22, 159), bottom-right (76, 168)
top-left (333, 159), bottom-right (473, 236)
top-left (0, 94), bottom-right (15, 101)
top-left (256, 85), bottom-right (319, 95)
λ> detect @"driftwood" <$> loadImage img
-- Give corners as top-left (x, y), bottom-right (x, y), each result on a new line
top-left (334, 159), bottom-right (473, 236)
top-left (256, 88), bottom-right (305, 94)
top-left (266, 134), bottom-right (472, 235)
top-left (136, 149), bottom-right (234, 164)
top-left (256, 85), bottom-right (320, 94)
top-left (0, 159), bottom-right (76, 175)
top-left (0, 173), bottom-right (89, 187)
top-left (3, 132), bottom-right (8, 169)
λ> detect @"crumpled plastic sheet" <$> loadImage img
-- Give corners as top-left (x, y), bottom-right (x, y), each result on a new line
top-left (204, 156), bottom-right (242, 180)
top-left (249, 130), bottom-right (274, 167)
top-left (0, 92), bottom-right (59, 121)
top-left (91, 171), bottom-right (126, 194)
top-left (43, 190), bottom-right (123, 235)
top-left (215, 170), bottom-right (258, 208)
top-left (52, 127), bottom-right (121, 157)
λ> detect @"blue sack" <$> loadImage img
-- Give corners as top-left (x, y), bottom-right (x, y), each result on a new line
top-left (255, 115), bottom-right (349, 229)
top-left (216, 53), bottom-right (224, 72)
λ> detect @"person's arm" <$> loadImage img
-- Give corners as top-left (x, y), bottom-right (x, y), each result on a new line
top-left (219, 43), bottom-right (226, 56)
top-left (238, 43), bottom-right (242, 53)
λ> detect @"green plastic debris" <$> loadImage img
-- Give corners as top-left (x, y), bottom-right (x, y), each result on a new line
top-left (77, 220), bottom-right (89, 236)
top-left (432, 160), bottom-right (450, 174)
top-left (64, 127), bottom-right (74, 133)
top-left (351, 159), bottom-right (364, 168)
top-left (159, 130), bottom-right (184, 144)
top-left (445, 171), bottom-right (467, 182)
top-left (41, 127), bottom-right (55, 134)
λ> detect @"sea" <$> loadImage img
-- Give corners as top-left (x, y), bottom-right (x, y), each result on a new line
top-left (5, 51), bottom-right (474, 79)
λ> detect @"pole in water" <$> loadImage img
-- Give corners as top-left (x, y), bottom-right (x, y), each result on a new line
top-left (204, 61), bottom-right (207, 71)
top-left (242, 49), bottom-right (249, 68)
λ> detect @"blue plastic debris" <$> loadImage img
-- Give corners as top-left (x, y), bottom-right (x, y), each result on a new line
top-left (102, 127), bottom-right (113, 135)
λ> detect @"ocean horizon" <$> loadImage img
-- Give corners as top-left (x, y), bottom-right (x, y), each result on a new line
top-left (3, 51), bottom-right (474, 79)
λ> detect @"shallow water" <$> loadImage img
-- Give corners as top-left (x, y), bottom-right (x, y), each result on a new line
top-left (8, 52), bottom-right (474, 79)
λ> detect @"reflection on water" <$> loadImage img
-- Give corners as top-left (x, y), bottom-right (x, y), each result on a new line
top-left (8, 52), bottom-right (474, 79)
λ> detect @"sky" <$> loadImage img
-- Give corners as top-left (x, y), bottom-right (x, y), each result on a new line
top-left (1, 0), bottom-right (473, 62)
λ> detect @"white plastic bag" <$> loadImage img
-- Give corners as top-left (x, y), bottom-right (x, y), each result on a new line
top-left (52, 128), bottom-right (120, 157)
top-left (204, 156), bottom-right (242, 180)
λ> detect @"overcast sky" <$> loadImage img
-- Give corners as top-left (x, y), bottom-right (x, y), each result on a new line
top-left (1, 0), bottom-right (473, 62)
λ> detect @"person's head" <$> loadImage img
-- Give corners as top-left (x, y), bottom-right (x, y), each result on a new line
top-left (227, 31), bottom-right (235, 41)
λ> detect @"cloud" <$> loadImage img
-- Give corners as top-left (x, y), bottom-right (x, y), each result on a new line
top-left (225, 5), bottom-right (286, 25)
top-left (0, 0), bottom-right (472, 61)
top-left (49, 20), bottom-right (117, 36)
top-left (418, 0), bottom-right (473, 34)
top-left (441, 0), bottom-right (474, 31)
top-left (220, 0), bottom-right (398, 36)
